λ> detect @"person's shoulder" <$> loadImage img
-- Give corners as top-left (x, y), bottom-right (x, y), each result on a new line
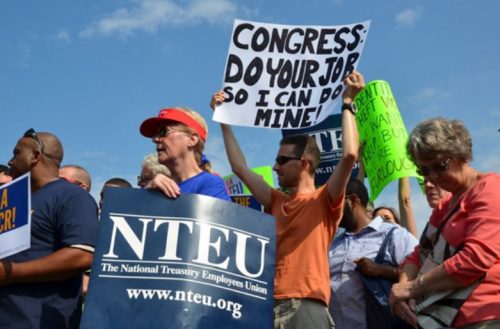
top-left (47, 179), bottom-right (96, 203)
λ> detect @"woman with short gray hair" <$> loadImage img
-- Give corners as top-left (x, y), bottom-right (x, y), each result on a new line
top-left (389, 117), bottom-right (500, 329)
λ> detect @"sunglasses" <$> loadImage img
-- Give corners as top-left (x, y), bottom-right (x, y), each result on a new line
top-left (155, 126), bottom-right (186, 138)
top-left (23, 128), bottom-right (44, 153)
top-left (416, 158), bottom-right (450, 176)
top-left (275, 155), bottom-right (302, 165)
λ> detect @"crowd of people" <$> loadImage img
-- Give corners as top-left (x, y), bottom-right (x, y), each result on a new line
top-left (0, 71), bottom-right (499, 329)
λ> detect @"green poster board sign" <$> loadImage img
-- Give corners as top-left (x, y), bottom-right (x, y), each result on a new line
top-left (354, 80), bottom-right (419, 201)
top-left (223, 166), bottom-right (274, 196)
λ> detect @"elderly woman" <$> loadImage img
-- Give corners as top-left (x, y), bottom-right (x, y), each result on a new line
top-left (140, 107), bottom-right (230, 201)
top-left (137, 153), bottom-right (170, 188)
top-left (389, 117), bottom-right (500, 329)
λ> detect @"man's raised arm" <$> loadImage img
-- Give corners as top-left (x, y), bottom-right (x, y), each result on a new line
top-left (211, 91), bottom-right (272, 209)
top-left (326, 71), bottom-right (364, 203)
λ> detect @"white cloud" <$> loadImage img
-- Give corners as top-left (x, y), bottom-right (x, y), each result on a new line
top-left (55, 29), bottom-right (71, 43)
top-left (80, 0), bottom-right (238, 38)
top-left (395, 7), bottom-right (422, 27)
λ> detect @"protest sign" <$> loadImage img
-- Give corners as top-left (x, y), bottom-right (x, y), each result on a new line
top-left (224, 166), bottom-right (274, 211)
top-left (0, 173), bottom-right (30, 259)
top-left (354, 80), bottom-right (419, 201)
top-left (213, 19), bottom-right (370, 129)
top-left (81, 188), bottom-right (275, 329)
top-left (282, 114), bottom-right (359, 186)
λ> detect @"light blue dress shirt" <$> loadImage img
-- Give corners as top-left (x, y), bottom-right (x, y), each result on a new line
top-left (328, 216), bottom-right (418, 329)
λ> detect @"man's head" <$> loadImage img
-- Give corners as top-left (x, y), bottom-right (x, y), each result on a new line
top-left (8, 128), bottom-right (63, 179)
top-left (0, 164), bottom-right (12, 186)
top-left (59, 164), bottom-right (92, 192)
top-left (339, 179), bottom-right (370, 232)
top-left (273, 134), bottom-right (320, 188)
top-left (99, 177), bottom-right (132, 210)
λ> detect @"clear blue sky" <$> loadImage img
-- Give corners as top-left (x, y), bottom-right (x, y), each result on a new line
top-left (1, 0), bottom-right (499, 234)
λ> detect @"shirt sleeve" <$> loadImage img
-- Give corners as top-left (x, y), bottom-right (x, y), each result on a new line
top-left (390, 226), bottom-right (419, 264)
top-left (443, 175), bottom-right (500, 285)
top-left (201, 174), bottom-right (231, 201)
top-left (56, 190), bottom-right (99, 249)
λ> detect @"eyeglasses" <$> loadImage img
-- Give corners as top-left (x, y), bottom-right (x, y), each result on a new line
top-left (416, 158), bottom-right (450, 176)
top-left (275, 155), bottom-right (302, 165)
top-left (23, 128), bottom-right (44, 153)
top-left (137, 175), bottom-right (154, 183)
top-left (155, 126), bottom-right (186, 138)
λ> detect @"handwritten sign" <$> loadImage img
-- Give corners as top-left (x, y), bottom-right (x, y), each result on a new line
top-left (213, 19), bottom-right (370, 129)
top-left (354, 80), bottom-right (419, 201)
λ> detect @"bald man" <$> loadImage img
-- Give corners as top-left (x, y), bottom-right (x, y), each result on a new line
top-left (0, 128), bottom-right (99, 329)
top-left (60, 164), bottom-right (92, 192)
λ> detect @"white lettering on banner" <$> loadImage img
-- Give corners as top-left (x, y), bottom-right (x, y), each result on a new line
top-left (103, 213), bottom-right (269, 279)
top-left (309, 128), bottom-right (343, 153)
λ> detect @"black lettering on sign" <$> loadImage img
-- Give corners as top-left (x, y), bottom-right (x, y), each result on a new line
top-left (254, 107), bottom-right (316, 128)
top-left (223, 86), bottom-right (248, 105)
top-left (266, 58), bottom-right (318, 88)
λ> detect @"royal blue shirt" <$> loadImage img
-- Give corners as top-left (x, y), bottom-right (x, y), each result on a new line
top-left (178, 171), bottom-right (230, 201)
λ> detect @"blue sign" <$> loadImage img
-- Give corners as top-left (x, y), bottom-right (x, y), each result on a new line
top-left (81, 188), bottom-right (276, 329)
top-left (282, 114), bottom-right (359, 186)
top-left (0, 173), bottom-right (31, 259)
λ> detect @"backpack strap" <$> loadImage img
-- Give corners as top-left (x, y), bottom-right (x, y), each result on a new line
top-left (374, 227), bottom-right (397, 264)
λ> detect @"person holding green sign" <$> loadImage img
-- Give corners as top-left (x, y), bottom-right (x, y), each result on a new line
top-left (389, 117), bottom-right (500, 329)
top-left (211, 71), bottom-right (364, 329)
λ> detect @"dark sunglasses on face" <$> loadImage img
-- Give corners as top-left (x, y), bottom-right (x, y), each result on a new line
top-left (275, 155), bottom-right (302, 165)
top-left (155, 126), bottom-right (187, 139)
top-left (416, 158), bottom-right (450, 176)
top-left (23, 128), bottom-right (44, 152)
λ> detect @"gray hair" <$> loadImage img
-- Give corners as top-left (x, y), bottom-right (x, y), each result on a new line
top-left (407, 117), bottom-right (472, 163)
top-left (142, 153), bottom-right (170, 176)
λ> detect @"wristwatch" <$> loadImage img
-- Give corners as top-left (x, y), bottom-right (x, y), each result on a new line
top-left (342, 102), bottom-right (358, 114)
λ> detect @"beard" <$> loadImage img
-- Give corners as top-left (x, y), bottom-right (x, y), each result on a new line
top-left (339, 201), bottom-right (355, 232)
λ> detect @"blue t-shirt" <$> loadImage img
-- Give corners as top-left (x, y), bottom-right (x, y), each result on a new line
top-left (0, 179), bottom-right (99, 329)
top-left (178, 171), bottom-right (230, 201)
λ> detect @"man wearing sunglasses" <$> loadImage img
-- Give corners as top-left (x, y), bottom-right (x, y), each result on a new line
top-left (211, 71), bottom-right (364, 329)
top-left (0, 129), bottom-right (99, 329)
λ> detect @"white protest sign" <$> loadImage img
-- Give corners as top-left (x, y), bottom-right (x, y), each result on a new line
top-left (213, 19), bottom-right (370, 129)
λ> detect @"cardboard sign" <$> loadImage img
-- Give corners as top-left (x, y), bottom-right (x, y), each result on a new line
top-left (282, 114), bottom-right (359, 186)
top-left (0, 173), bottom-right (30, 259)
top-left (354, 80), bottom-right (419, 201)
top-left (213, 19), bottom-right (370, 129)
top-left (224, 166), bottom-right (274, 211)
top-left (81, 188), bottom-right (276, 329)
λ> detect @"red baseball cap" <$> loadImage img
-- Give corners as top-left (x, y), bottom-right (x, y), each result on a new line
top-left (140, 108), bottom-right (207, 142)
